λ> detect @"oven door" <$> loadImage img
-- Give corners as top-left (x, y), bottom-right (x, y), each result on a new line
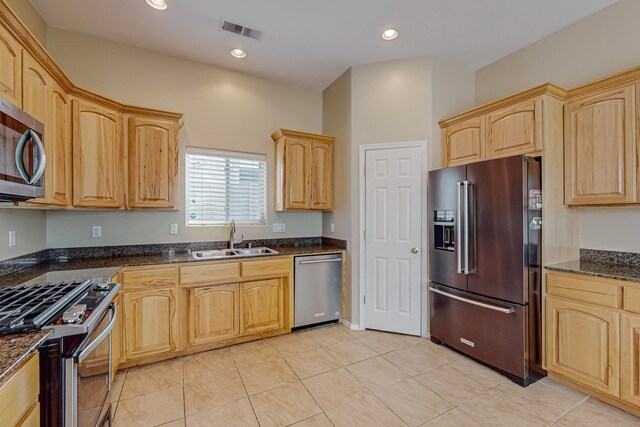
top-left (66, 303), bottom-right (116, 427)
top-left (0, 96), bottom-right (45, 200)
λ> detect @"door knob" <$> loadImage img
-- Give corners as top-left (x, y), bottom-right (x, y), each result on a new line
top-left (411, 248), bottom-right (418, 254)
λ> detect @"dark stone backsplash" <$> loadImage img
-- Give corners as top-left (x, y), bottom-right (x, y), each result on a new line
top-left (580, 248), bottom-right (640, 267)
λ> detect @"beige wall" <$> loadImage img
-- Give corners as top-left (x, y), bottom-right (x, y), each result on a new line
top-left (475, 0), bottom-right (640, 253)
top-left (43, 28), bottom-right (323, 248)
top-left (0, 208), bottom-right (46, 259)
top-left (5, 0), bottom-right (46, 44)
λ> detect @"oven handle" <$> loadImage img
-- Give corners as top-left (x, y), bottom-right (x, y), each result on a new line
top-left (74, 303), bottom-right (116, 363)
top-left (429, 287), bottom-right (515, 314)
top-left (15, 129), bottom-right (46, 185)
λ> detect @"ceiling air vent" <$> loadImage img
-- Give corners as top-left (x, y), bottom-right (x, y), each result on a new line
top-left (221, 20), bottom-right (263, 41)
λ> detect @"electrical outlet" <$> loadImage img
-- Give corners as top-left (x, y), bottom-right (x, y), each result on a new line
top-left (91, 226), bottom-right (102, 238)
top-left (272, 223), bottom-right (285, 233)
top-left (170, 223), bottom-right (178, 235)
top-left (8, 230), bottom-right (16, 247)
top-left (330, 223), bottom-right (335, 233)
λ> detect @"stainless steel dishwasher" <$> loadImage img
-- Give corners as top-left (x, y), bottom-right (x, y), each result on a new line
top-left (294, 253), bottom-right (343, 328)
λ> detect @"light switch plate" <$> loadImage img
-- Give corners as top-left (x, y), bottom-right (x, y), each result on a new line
top-left (272, 223), bottom-right (285, 233)
top-left (170, 224), bottom-right (178, 235)
top-left (91, 226), bottom-right (102, 238)
top-left (8, 230), bottom-right (16, 247)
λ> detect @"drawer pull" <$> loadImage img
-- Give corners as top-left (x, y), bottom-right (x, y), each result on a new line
top-left (429, 287), bottom-right (515, 314)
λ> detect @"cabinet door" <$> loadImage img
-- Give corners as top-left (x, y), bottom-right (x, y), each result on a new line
top-left (189, 285), bottom-right (239, 346)
top-left (441, 116), bottom-right (484, 167)
top-left (72, 99), bottom-right (124, 208)
top-left (128, 116), bottom-right (178, 209)
top-left (45, 84), bottom-right (72, 206)
top-left (486, 98), bottom-right (542, 159)
top-left (546, 297), bottom-right (619, 396)
top-left (284, 139), bottom-right (311, 209)
top-left (22, 53), bottom-right (48, 123)
top-left (0, 25), bottom-right (21, 106)
top-left (240, 279), bottom-right (283, 335)
top-left (310, 141), bottom-right (332, 210)
top-left (564, 86), bottom-right (636, 205)
top-left (123, 288), bottom-right (178, 360)
top-left (621, 314), bottom-right (640, 406)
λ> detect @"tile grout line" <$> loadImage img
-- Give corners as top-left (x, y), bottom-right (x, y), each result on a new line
top-left (548, 394), bottom-right (591, 426)
top-left (233, 356), bottom-right (262, 426)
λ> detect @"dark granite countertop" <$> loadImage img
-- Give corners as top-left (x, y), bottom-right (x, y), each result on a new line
top-left (0, 244), bottom-right (345, 289)
top-left (0, 331), bottom-right (50, 383)
top-left (546, 260), bottom-right (640, 283)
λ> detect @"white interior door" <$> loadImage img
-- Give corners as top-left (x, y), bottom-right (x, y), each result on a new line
top-left (364, 146), bottom-right (422, 335)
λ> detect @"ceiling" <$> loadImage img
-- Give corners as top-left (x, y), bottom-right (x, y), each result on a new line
top-left (30, 0), bottom-right (617, 90)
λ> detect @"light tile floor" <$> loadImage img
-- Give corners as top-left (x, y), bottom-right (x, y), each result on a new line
top-left (110, 323), bottom-right (640, 426)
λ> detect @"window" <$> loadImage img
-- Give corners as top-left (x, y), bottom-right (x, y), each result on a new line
top-left (186, 148), bottom-right (267, 225)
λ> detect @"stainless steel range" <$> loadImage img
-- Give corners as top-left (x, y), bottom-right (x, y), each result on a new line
top-left (0, 279), bottom-right (120, 427)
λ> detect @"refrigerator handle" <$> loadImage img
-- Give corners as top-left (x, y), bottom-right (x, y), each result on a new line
top-left (456, 182), bottom-right (463, 274)
top-left (464, 181), bottom-right (475, 274)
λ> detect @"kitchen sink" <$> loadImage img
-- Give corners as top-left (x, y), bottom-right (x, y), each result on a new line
top-left (191, 247), bottom-right (278, 260)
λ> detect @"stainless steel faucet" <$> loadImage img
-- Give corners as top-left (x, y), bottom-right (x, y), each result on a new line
top-left (229, 219), bottom-right (243, 249)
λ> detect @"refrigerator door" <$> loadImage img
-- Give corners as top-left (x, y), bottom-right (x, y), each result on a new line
top-left (466, 155), bottom-right (527, 304)
top-left (428, 165), bottom-right (467, 291)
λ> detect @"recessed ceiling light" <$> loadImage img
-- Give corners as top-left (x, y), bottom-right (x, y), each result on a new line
top-left (230, 48), bottom-right (247, 59)
top-left (146, 0), bottom-right (167, 11)
top-left (381, 28), bottom-right (399, 41)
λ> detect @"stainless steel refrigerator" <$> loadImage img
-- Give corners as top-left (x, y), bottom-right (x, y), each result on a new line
top-left (428, 154), bottom-right (544, 386)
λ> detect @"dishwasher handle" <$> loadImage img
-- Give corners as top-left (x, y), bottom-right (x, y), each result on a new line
top-left (299, 258), bottom-right (342, 265)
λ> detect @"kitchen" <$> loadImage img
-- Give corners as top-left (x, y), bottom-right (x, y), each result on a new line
top-left (1, 0), bottom-right (640, 426)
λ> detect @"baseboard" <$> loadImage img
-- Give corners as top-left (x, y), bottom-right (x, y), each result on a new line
top-left (340, 318), bottom-right (361, 330)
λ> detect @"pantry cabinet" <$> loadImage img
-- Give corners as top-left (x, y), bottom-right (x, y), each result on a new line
top-left (188, 284), bottom-right (240, 346)
top-left (127, 116), bottom-right (179, 209)
top-left (0, 23), bottom-right (21, 106)
top-left (564, 85), bottom-right (637, 205)
top-left (272, 129), bottom-right (335, 211)
top-left (72, 99), bottom-right (124, 209)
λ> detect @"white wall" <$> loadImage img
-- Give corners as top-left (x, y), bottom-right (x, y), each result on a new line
top-left (43, 28), bottom-right (323, 248)
top-left (475, 0), bottom-right (640, 252)
top-left (0, 207), bottom-right (46, 259)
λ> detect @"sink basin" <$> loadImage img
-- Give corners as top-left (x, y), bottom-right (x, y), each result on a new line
top-left (234, 247), bottom-right (279, 256)
top-left (191, 247), bottom-right (278, 260)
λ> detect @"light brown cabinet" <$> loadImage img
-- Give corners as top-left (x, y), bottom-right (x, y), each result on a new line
top-left (0, 24), bottom-right (21, 106)
top-left (546, 295), bottom-right (620, 396)
top-left (622, 314), bottom-right (640, 407)
top-left (0, 353), bottom-right (39, 427)
top-left (564, 85), bottom-right (637, 205)
top-left (72, 98), bottom-right (124, 209)
top-left (189, 284), bottom-right (239, 346)
top-left (44, 83), bottom-right (72, 206)
top-left (122, 287), bottom-right (178, 360)
top-left (21, 52), bottom-right (48, 124)
top-left (240, 279), bottom-right (284, 335)
top-left (486, 98), bottom-right (542, 159)
top-left (127, 116), bottom-right (179, 209)
top-left (441, 116), bottom-right (485, 166)
top-left (272, 129), bottom-right (334, 211)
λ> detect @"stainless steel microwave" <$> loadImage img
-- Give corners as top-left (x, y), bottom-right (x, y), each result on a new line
top-left (0, 95), bottom-right (45, 201)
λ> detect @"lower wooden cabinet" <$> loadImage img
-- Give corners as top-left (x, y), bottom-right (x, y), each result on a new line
top-left (189, 284), bottom-right (239, 346)
top-left (0, 353), bottom-right (39, 427)
top-left (622, 314), bottom-right (640, 406)
top-left (240, 279), bottom-right (284, 335)
top-left (546, 296), bottom-right (620, 396)
top-left (123, 288), bottom-right (178, 360)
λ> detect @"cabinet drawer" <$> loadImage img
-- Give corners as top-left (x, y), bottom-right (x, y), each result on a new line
top-left (180, 263), bottom-right (241, 285)
top-left (122, 267), bottom-right (178, 290)
top-left (624, 286), bottom-right (640, 314)
top-left (0, 353), bottom-right (39, 427)
top-left (546, 272), bottom-right (623, 309)
top-left (242, 258), bottom-right (290, 279)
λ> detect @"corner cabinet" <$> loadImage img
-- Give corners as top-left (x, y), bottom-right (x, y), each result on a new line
top-left (72, 99), bottom-right (125, 209)
top-left (127, 116), bottom-right (179, 209)
top-left (564, 85), bottom-right (637, 205)
top-left (271, 129), bottom-right (335, 211)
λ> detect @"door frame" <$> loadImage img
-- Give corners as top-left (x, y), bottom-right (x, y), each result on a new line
top-left (358, 140), bottom-right (427, 335)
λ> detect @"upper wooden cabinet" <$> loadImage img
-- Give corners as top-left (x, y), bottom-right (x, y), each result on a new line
top-left (45, 83), bottom-right (72, 206)
top-left (127, 116), bottom-right (179, 209)
top-left (441, 116), bottom-right (485, 166)
top-left (72, 98), bottom-right (125, 209)
top-left (271, 129), bottom-right (335, 211)
top-left (439, 85), bottom-right (564, 168)
top-left (564, 85), bottom-right (637, 205)
top-left (0, 23), bottom-right (21, 106)
top-left (21, 52), bottom-right (49, 123)
top-left (486, 98), bottom-right (542, 159)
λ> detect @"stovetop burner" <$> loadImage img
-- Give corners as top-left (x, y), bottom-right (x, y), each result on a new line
top-left (0, 280), bottom-right (93, 336)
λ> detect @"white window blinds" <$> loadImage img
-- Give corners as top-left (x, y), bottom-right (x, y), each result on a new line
top-left (186, 148), bottom-right (267, 225)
